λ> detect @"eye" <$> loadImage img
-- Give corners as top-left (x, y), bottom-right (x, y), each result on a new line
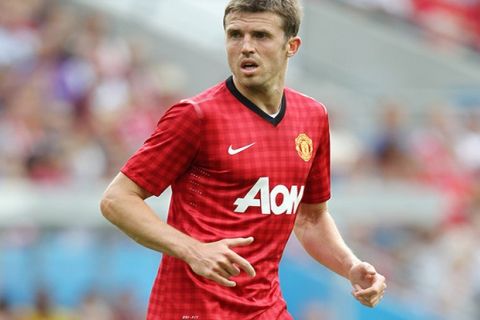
top-left (253, 31), bottom-right (268, 39)
top-left (228, 30), bottom-right (242, 39)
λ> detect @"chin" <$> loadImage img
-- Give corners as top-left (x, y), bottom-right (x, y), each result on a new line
top-left (237, 75), bottom-right (263, 88)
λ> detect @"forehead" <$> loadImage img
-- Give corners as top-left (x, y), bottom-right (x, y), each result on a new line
top-left (225, 11), bottom-right (284, 32)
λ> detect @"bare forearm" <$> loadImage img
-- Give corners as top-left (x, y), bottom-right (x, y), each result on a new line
top-left (100, 193), bottom-right (199, 261)
top-left (99, 174), bottom-right (258, 288)
top-left (294, 208), bottom-right (360, 279)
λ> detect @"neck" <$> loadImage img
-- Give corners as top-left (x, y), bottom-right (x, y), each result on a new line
top-left (233, 79), bottom-right (285, 115)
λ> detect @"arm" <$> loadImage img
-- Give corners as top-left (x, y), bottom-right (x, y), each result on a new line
top-left (294, 201), bottom-right (386, 307)
top-left (100, 172), bottom-right (255, 287)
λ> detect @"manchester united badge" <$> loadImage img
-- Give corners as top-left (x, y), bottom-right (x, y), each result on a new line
top-left (295, 133), bottom-right (313, 162)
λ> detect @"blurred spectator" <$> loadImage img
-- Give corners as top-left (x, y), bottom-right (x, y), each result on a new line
top-left (455, 109), bottom-right (480, 175)
top-left (0, 0), bottom-right (41, 68)
top-left (299, 301), bottom-right (335, 320)
top-left (76, 291), bottom-right (113, 320)
top-left (110, 290), bottom-right (142, 320)
top-left (333, 0), bottom-right (480, 53)
top-left (410, 104), bottom-right (471, 225)
top-left (329, 105), bottom-right (364, 181)
top-left (65, 123), bottom-right (108, 182)
top-left (0, 296), bottom-right (14, 320)
top-left (19, 289), bottom-right (71, 320)
top-left (368, 99), bottom-right (416, 180)
top-left (411, 0), bottom-right (480, 51)
top-left (337, 0), bottom-right (413, 16)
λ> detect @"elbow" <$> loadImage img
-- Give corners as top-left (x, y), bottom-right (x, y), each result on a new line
top-left (100, 191), bottom-right (119, 223)
top-left (293, 221), bottom-right (306, 244)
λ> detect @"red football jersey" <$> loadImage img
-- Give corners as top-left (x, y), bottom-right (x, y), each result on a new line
top-left (121, 77), bottom-right (330, 320)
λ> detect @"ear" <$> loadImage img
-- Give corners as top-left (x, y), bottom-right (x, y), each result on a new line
top-left (286, 36), bottom-right (301, 57)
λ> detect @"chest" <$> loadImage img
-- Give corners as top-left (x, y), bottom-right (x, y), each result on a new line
top-left (194, 109), bottom-right (321, 185)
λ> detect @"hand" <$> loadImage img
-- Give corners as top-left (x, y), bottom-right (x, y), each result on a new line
top-left (186, 237), bottom-right (256, 287)
top-left (349, 261), bottom-right (386, 308)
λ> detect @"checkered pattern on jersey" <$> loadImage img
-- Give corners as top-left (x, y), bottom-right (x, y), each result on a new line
top-left (122, 77), bottom-right (330, 320)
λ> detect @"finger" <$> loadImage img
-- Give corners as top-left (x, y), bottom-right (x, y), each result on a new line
top-left (356, 289), bottom-right (386, 304)
top-left (369, 294), bottom-right (383, 307)
top-left (365, 292), bottom-right (384, 308)
top-left (352, 284), bottom-right (365, 295)
top-left (218, 260), bottom-right (241, 277)
top-left (355, 262), bottom-right (376, 277)
top-left (364, 263), bottom-right (376, 275)
top-left (228, 251), bottom-right (256, 277)
top-left (207, 271), bottom-right (236, 287)
top-left (356, 286), bottom-right (385, 307)
top-left (214, 264), bottom-right (234, 279)
top-left (369, 275), bottom-right (386, 293)
top-left (355, 275), bottom-right (386, 297)
top-left (352, 292), bottom-right (374, 308)
top-left (223, 237), bottom-right (254, 248)
top-left (354, 286), bottom-right (379, 299)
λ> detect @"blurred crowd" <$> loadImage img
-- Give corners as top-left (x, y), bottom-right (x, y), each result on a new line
top-left (330, 100), bottom-right (480, 319)
top-left (1, 0), bottom-right (480, 319)
top-left (335, 0), bottom-right (480, 53)
top-left (0, 0), bottom-right (186, 185)
top-left (1, 288), bottom-right (143, 320)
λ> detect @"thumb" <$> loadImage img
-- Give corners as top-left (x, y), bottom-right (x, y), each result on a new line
top-left (224, 237), bottom-right (254, 248)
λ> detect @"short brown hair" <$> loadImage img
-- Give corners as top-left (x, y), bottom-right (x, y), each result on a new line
top-left (223, 0), bottom-right (303, 38)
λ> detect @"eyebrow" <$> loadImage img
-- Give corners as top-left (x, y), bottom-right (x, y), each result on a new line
top-left (226, 27), bottom-right (273, 34)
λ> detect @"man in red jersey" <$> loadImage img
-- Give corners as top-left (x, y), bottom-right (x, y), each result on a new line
top-left (100, 0), bottom-right (386, 319)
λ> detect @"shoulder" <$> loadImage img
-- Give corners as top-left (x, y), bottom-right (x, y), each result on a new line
top-left (179, 80), bottom-right (230, 114)
top-left (285, 87), bottom-right (328, 117)
top-left (162, 80), bottom-right (229, 121)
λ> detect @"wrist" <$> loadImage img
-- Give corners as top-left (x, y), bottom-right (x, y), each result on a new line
top-left (175, 236), bottom-right (202, 264)
top-left (346, 257), bottom-right (362, 278)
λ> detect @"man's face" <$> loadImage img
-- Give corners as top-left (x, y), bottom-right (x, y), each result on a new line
top-left (224, 11), bottom-right (298, 93)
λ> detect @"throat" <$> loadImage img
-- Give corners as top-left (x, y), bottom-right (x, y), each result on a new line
top-left (251, 95), bottom-right (282, 115)
top-left (268, 108), bottom-right (281, 118)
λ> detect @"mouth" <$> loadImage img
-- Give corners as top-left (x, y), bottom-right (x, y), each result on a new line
top-left (240, 60), bottom-right (259, 74)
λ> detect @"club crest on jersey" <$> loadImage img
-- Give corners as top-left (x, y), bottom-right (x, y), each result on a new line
top-left (295, 133), bottom-right (313, 161)
top-left (234, 177), bottom-right (304, 215)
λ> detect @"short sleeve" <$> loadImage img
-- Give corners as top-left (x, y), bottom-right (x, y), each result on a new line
top-left (301, 109), bottom-right (331, 204)
top-left (121, 102), bottom-right (202, 196)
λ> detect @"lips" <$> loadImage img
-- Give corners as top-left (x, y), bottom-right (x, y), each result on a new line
top-left (240, 59), bottom-right (259, 73)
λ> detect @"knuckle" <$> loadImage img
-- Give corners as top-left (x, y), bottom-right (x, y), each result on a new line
top-left (212, 264), bottom-right (225, 273)
top-left (219, 247), bottom-right (230, 255)
top-left (221, 255), bottom-right (232, 263)
top-left (220, 262), bottom-right (233, 272)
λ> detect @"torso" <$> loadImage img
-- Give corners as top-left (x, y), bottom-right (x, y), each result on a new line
top-left (123, 77), bottom-right (330, 320)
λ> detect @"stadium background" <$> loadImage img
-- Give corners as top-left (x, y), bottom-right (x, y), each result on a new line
top-left (1, 0), bottom-right (480, 319)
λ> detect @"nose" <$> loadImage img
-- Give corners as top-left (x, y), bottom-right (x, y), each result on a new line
top-left (241, 36), bottom-right (255, 55)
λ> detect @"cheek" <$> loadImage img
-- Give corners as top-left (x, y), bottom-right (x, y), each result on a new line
top-left (226, 45), bottom-right (238, 60)
top-left (226, 51), bottom-right (236, 66)
top-left (266, 51), bottom-right (284, 67)
top-left (276, 49), bottom-right (289, 64)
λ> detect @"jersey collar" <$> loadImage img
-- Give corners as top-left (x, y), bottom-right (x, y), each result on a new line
top-left (226, 76), bottom-right (286, 126)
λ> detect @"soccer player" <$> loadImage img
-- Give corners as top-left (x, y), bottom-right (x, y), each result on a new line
top-left (100, 0), bottom-right (386, 319)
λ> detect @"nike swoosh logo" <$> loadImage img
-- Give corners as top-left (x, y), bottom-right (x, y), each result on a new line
top-left (228, 142), bottom-right (256, 155)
